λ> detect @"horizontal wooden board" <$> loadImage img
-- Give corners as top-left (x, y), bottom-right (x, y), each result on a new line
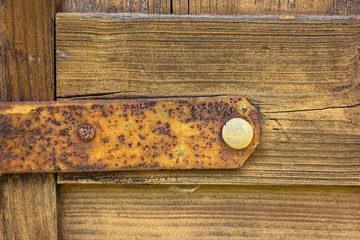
top-left (56, 14), bottom-right (360, 185)
top-left (56, 14), bottom-right (360, 112)
top-left (57, 184), bottom-right (360, 239)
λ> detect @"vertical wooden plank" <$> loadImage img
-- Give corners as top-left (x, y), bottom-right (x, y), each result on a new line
top-left (57, 0), bottom-right (171, 14)
top-left (181, 0), bottom-right (360, 15)
top-left (0, 0), bottom-right (56, 239)
top-left (56, 0), bottom-right (360, 16)
top-left (0, 174), bottom-right (56, 240)
top-left (0, 0), bottom-right (54, 102)
top-left (172, 0), bottom-right (188, 14)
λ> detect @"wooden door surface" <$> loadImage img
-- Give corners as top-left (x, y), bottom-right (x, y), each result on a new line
top-left (1, 1), bottom-right (360, 239)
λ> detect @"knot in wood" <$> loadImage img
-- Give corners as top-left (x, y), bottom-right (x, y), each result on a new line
top-left (78, 124), bottom-right (95, 141)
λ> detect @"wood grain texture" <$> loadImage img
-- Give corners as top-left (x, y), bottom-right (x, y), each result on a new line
top-left (0, 174), bottom-right (57, 240)
top-left (55, 14), bottom-right (360, 112)
top-left (57, 184), bottom-right (360, 239)
top-left (57, 0), bottom-right (360, 15)
top-left (56, 14), bottom-right (360, 185)
top-left (185, 0), bottom-right (360, 15)
top-left (0, 0), bottom-right (57, 239)
top-left (172, 0), bottom-right (188, 14)
top-left (57, 0), bottom-right (171, 13)
top-left (0, 0), bottom-right (54, 102)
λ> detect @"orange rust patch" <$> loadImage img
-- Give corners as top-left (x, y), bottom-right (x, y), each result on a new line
top-left (0, 96), bottom-right (260, 173)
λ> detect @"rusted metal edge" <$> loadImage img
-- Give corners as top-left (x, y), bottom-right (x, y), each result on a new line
top-left (0, 96), bottom-right (260, 173)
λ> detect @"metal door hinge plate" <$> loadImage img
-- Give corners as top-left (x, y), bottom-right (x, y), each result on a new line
top-left (0, 96), bottom-right (260, 173)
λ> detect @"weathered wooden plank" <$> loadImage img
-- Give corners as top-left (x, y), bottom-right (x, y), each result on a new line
top-left (173, 0), bottom-right (188, 15)
top-left (57, 0), bottom-right (360, 15)
top-left (0, 96), bottom-right (260, 173)
top-left (57, 184), bottom-right (360, 239)
top-left (56, 14), bottom-right (360, 185)
top-left (57, 0), bottom-right (171, 13)
top-left (0, 0), bottom-right (54, 102)
top-left (185, 0), bottom-right (360, 15)
top-left (0, 174), bottom-right (57, 240)
top-left (0, 0), bottom-right (57, 239)
top-left (56, 14), bottom-right (360, 112)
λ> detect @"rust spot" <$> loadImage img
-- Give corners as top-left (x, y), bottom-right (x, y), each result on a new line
top-left (118, 135), bottom-right (125, 144)
top-left (78, 124), bottom-right (95, 141)
top-left (25, 120), bottom-right (31, 127)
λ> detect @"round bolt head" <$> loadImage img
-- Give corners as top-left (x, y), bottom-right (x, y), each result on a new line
top-left (78, 124), bottom-right (95, 141)
top-left (222, 118), bottom-right (253, 149)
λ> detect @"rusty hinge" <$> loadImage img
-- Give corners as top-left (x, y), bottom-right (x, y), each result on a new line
top-left (0, 96), bottom-right (260, 173)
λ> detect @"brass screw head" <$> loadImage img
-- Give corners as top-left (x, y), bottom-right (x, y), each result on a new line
top-left (78, 124), bottom-right (95, 141)
top-left (222, 118), bottom-right (253, 149)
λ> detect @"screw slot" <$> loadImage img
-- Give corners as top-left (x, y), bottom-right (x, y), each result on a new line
top-left (78, 124), bottom-right (95, 141)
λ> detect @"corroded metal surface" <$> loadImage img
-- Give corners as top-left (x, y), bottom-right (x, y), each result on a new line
top-left (0, 96), bottom-right (260, 173)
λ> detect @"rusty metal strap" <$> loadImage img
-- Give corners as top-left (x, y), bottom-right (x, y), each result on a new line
top-left (0, 96), bottom-right (260, 173)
